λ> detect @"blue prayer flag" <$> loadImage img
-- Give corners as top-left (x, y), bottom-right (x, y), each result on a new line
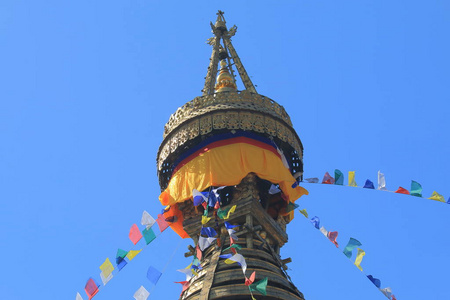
top-left (367, 275), bottom-right (381, 288)
top-left (310, 216), bottom-right (320, 229)
top-left (343, 238), bottom-right (362, 258)
top-left (224, 222), bottom-right (239, 229)
top-left (147, 266), bottom-right (162, 285)
top-left (200, 227), bottom-right (217, 237)
top-left (334, 169), bottom-right (344, 185)
top-left (117, 258), bottom-right (127, 270)
top-left (411, 180), bottom-right (423, 197)
top-left (363, 179), bottom-right (375, 189)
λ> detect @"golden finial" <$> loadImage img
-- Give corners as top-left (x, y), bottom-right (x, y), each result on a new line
top-left (215, 60), bottom-right (237, 92)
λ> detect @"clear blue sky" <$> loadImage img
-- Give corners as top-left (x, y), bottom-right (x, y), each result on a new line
top-left (1, 1), bottom-right (449, 299)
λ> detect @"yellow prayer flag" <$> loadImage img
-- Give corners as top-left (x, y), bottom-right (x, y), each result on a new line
top-left (126, 249), bottom-right (142, 261)
top-left (224, 258), bottom-right (237, 265)
top-left (202, 215), bottom-right (211, 224)
top-left (428, 191), bottom-right (445, 202)
top-left (348, 171), bottom-right (357, 187)
top-left (224, 205), bottom-right (237, 220)
top-left (354, 248), bottom-right (365, 271)
top-left (191, 269), bottom-right (198, 276)
top-left (299, 209), bottom-right (308, 218)
top-left (99, 258), bottom-right (114, 278)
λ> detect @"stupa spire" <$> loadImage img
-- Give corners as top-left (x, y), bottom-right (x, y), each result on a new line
top-left (202, 10), bottom-right (257, 95)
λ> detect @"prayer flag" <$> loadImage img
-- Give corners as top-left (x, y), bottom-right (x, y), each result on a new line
top-left (310, 216), bottom-right (320, 229)
top-left (354, 248), bottom-right (366, 271)
top-left (76, 292), bottom-right (84, 300)
top-left (328, 231), bottom-right (339, 247)
top-left (84, 278), bottom-right (99, 300)
top-left (220, 254), bottom-right (233, 260)
top-left (447, 197), bottom-right (450, 204)
top-left (195, 244), bottom-right (202, 260)
top-left (126, 249), bottom-right (142, 261)
top-left (249, 277), bottom-right (268, 296)
top-left (223, 244), bottom-right (242, 252)
top-left (305, 178), bottom-right (319, 183)
top-left (298, 209), bottom-right (308, 218)
top-left (198, 236), bottom-right (216, 251)
top-left (363, 179), bottom-right (375, 189)
top-left (322, 172), bottom-right (335, 184)
top-left (201, 227), bottom-right (217, 237)
top-left (428, 191), bottom-right (445, 202)
top-left (116, 249), bottom-right (128, 264)
top-left (224, 253), bottom-right (247, 274)
top-left (218, 205), bottom-right (236, 219)
top-left (156, 214), bottom-right (169, 232)
top-left (201, 215), bottom-right (211, 224)
top-left (147, 266), bottom-right (162, 285)
top-left (133, 286), bottom-right (150, 300)
top-left (392, 295), bottom-right (397, 300)
top-left (100, 271), bottom-right (113, 285)
top-left (343, 238), bottom-right (362, 258)
top-left (227, 228), bottom-right (239, 242)
top-left (367, 275), bottom-right (381, 288)
top-left (269, 184), bottom-right (281, 194)
top-left (245, 271), bottom-right (256, 286)
top-left (175, 281), bottom-right (190, 295)
top-left (380, 287), bottom-right (392, 298)
top-left (411, 180), bottom-right (423, 197)
top-left (142, 227), bottom-right (157, 245)
top-left (129, 224), bottom-right (143, 245)
top-left (226, 205), bottom-right (236, 219)
top-left (224, 222), bottom-right (239, 229)
top-left (334, 169), bottom-right (344, 185)
top-left (348, 171), bottom-right (357, 187)
top-left (177, 268), bottom-right (193, 281)
top-left (99, 258), bottom-right (114, 278)
top-left (395, 187), bottom-right (410, 194)
top-left (319, 226), bottom-right (328, 237)
top-left (378, 171), bottom-right (387, 190)
top-left (141, 210), bottom-right (156, 229)
top-left (117, 258), bottom-right (127, 270)
top-left (286, 202), bottom-right (299, 213)
top-left (193, 189), bottom-right (208, 206)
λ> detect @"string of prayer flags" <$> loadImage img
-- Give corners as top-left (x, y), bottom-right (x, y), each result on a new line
top-left (319, 226), bottom-right (328, 237)
top-left (348, 171), bottom-right (357, 187)
top-left (141, 211), bottom-right (156, 229)
top-left (126, 249), bottom-right (142, 261)
top-left (327, 231), bottom-right (339, 247)
top-left (428, 191), bottom-right (445, 202)
top-left (322, 172), bottom-right (335, 184)
top-left (147, 266), bottom-right (162, 285)
top-left (142, 227), bottom-right (157, 245)
top-left (304, 177), bottom-right (319, 183)
top-left (268, 184), bottom-right (281, 194)
top-left (367, 275), bottom-right (381, 288)
top-left (133, 286), bottom-right (150, 300)
top-left (354, 248), bottom-right (366, 271)
top-left (116, 249), bottom-right (128, 264)
top-left (335, 169), bottom-right (344, 185)
top-left (411, 180), bottom-right (422, 197)
top-left (395, 187), bottom-right (410, 195)
top-left (245, 271), bottom-right (256, 286)
top-left (310, 216), bottom-right (320, 229)
top-left (198, 236), bottom-right (216, 251)
top-left (200, 227), bottom-right (217, 237)
top-left (129, 224), bottom-right (143, 245)
top-left (84, 278), bottom-right (99, 300)
top-left (378, 171), bottom-right (387, 190)
top-left (156, 214), bottom-right (169, 232)
top-left (363, 179), bottom-right (375, 189)
top-left (343, 238), bottom-right (362, 258)
top-left (76, 292), bottom-right (84, 300)
top-left (100, 271), bottom-right (113, 285)
top-left (299, 209), bottom-right (308, 218)
top-left (99, 258), bottom-right (114, 278)
top-left (249, 277), bottom-right (268, 296)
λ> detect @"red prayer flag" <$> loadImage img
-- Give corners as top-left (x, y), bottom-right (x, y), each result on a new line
top-left (156, 214), bottom-right (170, 232)
top-left (245, 271), bottom-right (256, 286)
top-left (328, 231), bottom-right (339, 247)
top-left (395, 187), bottom-right (410, 195)
top-left (84, 278), bottom-right (99, 299)
top-left (175, 281), bottom-right (190, 296)
top-left (322, 172), bottom-right (335, 184)
top-left (196, 245), bottom-right (202, 260)
top-left (129, 224), bottom-right (143, 245)
top-left (392, 295), bottom-right (397, 300)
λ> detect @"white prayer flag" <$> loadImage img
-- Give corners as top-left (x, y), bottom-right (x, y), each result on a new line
top-left (227, 228), bottom-right (239, 241)
top-left (134, 286), bottom-right (150, 300)
top-left (177, 268), bottom-right (193, 281)
top-left (141, 210), bottom-right (156, 228)
top-left (269, 184), bottom-right (281, 194)
top-left (100, 271), bottom-right (113, 285)
top-left (380, 287), bottom-right (392, 298)
top-left (198, 236), bottom-right (216, 251)
top-left (76, 292), bottom-right (84, 300)
top-left (226, 253), bottom-right (247, 275)
top-left (378, 171), bottom-right (387, 191)
top-left (319, 226), bottom-right (328, 237)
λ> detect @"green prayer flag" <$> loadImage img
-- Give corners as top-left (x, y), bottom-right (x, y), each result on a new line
top-left (116, 248), bottom-right (128, 263)
top-left (411, 180), bottom-right (422, 197)
top-left (223, 244), bottom-right (242, 252)
top-left (249, 277), bottom-right (268, 295)
top-left (217, 207), bottom-right (230, 219)
top-left (334, 169), bottom-right (344, 185)
top-left (285, 202), bottom-right (299, 213)
top-left (142, 227), bottom-right (157, 245)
